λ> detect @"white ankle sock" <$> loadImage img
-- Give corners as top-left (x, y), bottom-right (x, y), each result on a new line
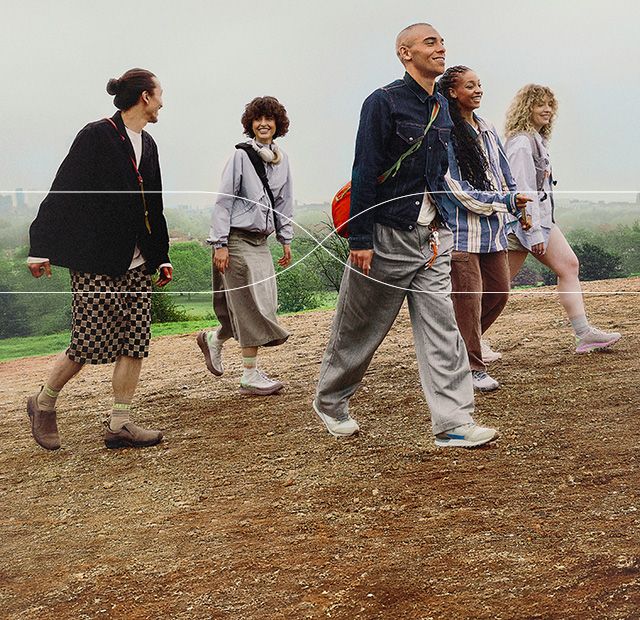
top-left (570, 314), bottom-right (590, 337)
top-left (242, 356), bottom-right (257, 381)
top-left (109, 402), bottom-right (131, 431)
top-left (37, 384), bottom-right (60, 411)
top-left (207, 330), bottom-right (226, 347)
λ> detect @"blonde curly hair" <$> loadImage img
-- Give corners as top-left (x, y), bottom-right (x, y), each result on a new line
top-left (504, 84), bottom-right (558, 140)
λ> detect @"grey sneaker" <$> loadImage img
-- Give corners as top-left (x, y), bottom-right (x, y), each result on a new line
top-left (239, 369), bottom-right (284, 395)
top-left (481, 339), bottom-right (502, 363)
top-left (27, 390), bottom-right (61, 451)
top-left (196, 330), bottom-right (224, 376)
top-left (312, 400), bottom-right (360, 437)
top-left (104, 421), bottom-right (163, 449)
top-left (472, 370), bottom-right (500, 392)
top-left (575, 326), bottom-right (621, 354)
top-left (435, 423), bottom-right (498, 448)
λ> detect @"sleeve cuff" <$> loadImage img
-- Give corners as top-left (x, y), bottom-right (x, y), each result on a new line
top-left (27, 257), bottom-right (49, 263)
top-left (348, 235), bottom-right (374, 250)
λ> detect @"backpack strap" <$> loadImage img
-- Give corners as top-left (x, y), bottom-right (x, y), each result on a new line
top-left (524, 132), bottom-right (547, 194)
top-left (235, 143), bottom-right (276, 209)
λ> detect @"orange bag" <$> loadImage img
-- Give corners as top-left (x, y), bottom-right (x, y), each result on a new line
top-left (331, 181), bottom-right (353, 238)
top-left (331, 101), bottom-right (440, 238)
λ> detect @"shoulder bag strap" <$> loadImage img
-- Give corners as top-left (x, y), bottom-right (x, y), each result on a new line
top-left (235, 143), bottom-right (276, 209)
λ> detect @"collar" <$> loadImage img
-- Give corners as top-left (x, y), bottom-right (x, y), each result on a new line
top-left (472, 114), bottom-right (491, 134)
top-left (403, 72), bottom-right (436, 103)
top-left (111, 110), bottom-right (127, 134)
top-left (109, 110), bottom-right (138, 162)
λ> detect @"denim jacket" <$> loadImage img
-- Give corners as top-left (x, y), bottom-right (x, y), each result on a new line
top-left (348, 72), bottom-right (453, 250)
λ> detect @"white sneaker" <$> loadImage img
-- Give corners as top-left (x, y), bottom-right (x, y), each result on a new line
top-left (481, 339), bottom-right (502, 363)
top-left (239, 368), bottom-right (284, 396)
top-left (312, 400), bottom-right (360, 437)
top-left (472, 370), bottom-right (500, 392)
top-left (196, 330), bottom-right (224, 376)
top-left (575, 326), bottom-right (622, 354)
top-left (435, 422), bottom-right (498, 448)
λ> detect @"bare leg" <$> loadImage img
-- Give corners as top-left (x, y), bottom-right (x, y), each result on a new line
top-left (534, 226), bottom-right (585, 319)
top-left (242, 346), bottom-right (259, 361)
top-left (112, 355), bottom-right (143, 404)
top-left (508, 250), bottom-right (529, 281)
top-left (46, 353), bottom-right (83, 391)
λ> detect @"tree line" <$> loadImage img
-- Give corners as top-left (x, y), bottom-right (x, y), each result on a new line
top-left (1, 220), bottom-right (637, 339)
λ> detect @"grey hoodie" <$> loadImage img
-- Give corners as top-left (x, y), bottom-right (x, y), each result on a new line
top-left (207, 142), bottom-right (294, 248)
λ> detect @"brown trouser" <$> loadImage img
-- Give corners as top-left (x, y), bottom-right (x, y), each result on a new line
top-left (450, 250), bottom-right (510, 372)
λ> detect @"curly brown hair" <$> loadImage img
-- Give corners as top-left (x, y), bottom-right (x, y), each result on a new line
top-left (504, 84), bottom-right (558, 140)
top-left (241, 96), bottom-right (290, 139)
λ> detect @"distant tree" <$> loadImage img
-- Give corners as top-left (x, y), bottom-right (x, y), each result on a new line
top-left (276, 265), bottom-right (319, 313)
top-left (511, 264), bottom-right (542, 287)
top-left (573, 243), bottom-right (626, 281)
top-left (151, 291), bottom-right (190, 323)
top-left (168, 241), bottom-right (212, 300)
top-left (0, 290), bottom-right (28, 338)
top-left (304, 217), bottom-right (350, 292)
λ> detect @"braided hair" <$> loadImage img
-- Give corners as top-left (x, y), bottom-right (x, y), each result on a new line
top-left (437, 66), bottom-right (494, 191)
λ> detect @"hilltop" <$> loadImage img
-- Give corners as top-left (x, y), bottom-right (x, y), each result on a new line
top-left (0, 278), bottom-right (638, 619)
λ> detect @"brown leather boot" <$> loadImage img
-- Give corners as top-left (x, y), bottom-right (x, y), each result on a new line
top-left (27, 391), bottom-right (61, 450)
top-left (104, 421), bottom-right (163, 449)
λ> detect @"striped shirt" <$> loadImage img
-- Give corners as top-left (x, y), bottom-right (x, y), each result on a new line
top-left (439, 115), bottom-right (518, 253)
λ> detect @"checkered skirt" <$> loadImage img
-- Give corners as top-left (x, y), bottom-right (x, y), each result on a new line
top-left (67, 266), bottom-right (152, 364)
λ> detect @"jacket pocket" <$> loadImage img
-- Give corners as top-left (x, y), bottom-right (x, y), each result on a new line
top-left (395, 121), bottom-right (426, 145)
top-left (437, 128), bottom-right (451, 149)
top-left (451, 250), bottom-right (470, 262)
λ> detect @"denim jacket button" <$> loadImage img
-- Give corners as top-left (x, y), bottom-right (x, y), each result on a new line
top-left (415, 201), bottom-right (420, 205)
top-left (408, 225), bottom-right (413, 230)
top-left (409, 137), bottom-right (414, 141)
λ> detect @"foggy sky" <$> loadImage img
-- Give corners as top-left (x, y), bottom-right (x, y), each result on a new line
top-left (2, 0), bottom-right (639, 206)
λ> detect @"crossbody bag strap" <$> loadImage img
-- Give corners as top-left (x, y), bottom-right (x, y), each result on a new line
top-left (103, 117), bottom-right (152, 234)
top-left (235, 143), bottom-right (276, 209)
top-left (377, 100), bottom-right (441, 184)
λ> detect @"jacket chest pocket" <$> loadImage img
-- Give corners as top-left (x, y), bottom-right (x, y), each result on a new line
top-left (436, 127), bottom-right (450, 149)
top-left (395, 121), bottom-right (426, 146)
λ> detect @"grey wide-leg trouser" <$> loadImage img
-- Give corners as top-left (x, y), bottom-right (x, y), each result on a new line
top-left (315, 223), bottom-right (475, 435)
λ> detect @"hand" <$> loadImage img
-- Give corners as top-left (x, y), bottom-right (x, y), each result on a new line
top-left (515, 193), bottom-right (532, 209)
top-left (531, 243), bottom-right (545, 256)
top-left (515, 193), bottom-right (533, 231)
top-left (349, 249), bottom-right (374, 276)
top-left (156, 265), bottom-right (173, 287)
top-left (214, 247), bottom-right (230, 274)
top-left (278, 244), bottom-right (292, 268)
top-left (28, 261), bottom-right (52, 278)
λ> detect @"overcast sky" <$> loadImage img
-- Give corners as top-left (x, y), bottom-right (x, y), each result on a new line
top-left (2, 0), bottom-right (639, 206)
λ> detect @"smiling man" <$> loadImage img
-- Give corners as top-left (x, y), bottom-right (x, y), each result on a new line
top-left (26, 68), bottom-right (172, 451)
top-left (313, 23), bottom-right (498, 448)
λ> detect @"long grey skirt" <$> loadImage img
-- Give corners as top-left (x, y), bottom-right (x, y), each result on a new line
top-left (213, 229), bottom-right (289, 348)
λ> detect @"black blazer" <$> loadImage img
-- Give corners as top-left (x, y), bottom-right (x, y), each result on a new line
top-left (29, 112), bottom-right (170, 276)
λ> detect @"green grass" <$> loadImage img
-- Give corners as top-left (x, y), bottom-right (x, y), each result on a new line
top-left (0, 296), bottom-right (341, 363)
top-left (171, 293), bottom-right (214, 320)
top-left (0, 332), bottom-right (73, 362)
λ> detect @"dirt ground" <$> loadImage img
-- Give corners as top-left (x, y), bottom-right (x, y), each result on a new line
top-left (1, 278), bottom-right (638, 619)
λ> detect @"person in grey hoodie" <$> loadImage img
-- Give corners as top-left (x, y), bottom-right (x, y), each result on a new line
top-left (197, 96), bottom-right (294, 395)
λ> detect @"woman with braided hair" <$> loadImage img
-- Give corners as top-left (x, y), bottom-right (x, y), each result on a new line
top-left (504, 85), bottom-right (621, 353)
top-left (438, 65), bottom-right (531, 391)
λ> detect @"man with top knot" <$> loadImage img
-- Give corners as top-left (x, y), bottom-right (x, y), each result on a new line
top-left (27, 68), bottom-right (172, 450)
